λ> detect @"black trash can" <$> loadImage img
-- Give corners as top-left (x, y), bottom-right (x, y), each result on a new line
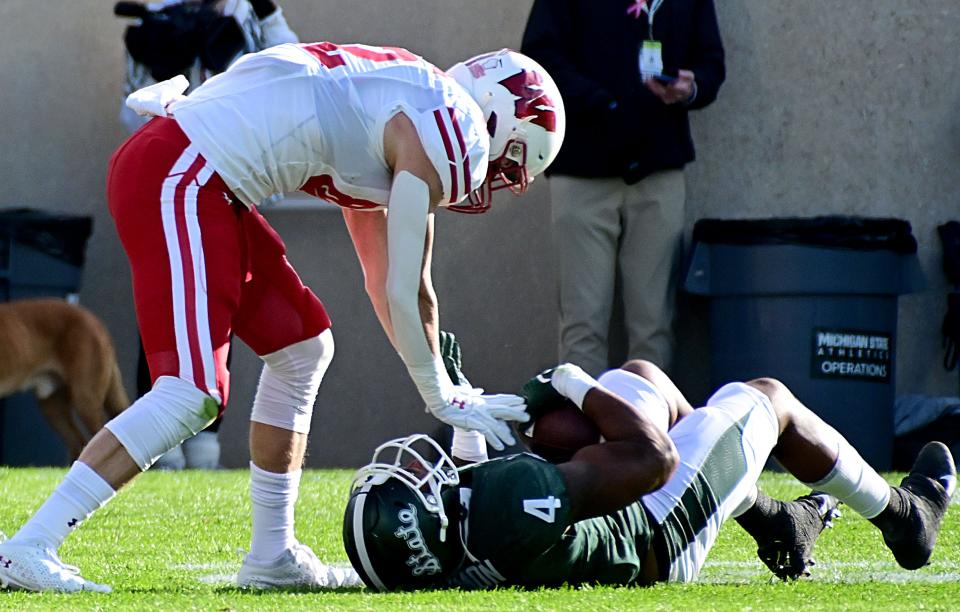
top-left (683, 216), bottom-right (923, 470)
top-left (0, 208), bottom-right (93, 466)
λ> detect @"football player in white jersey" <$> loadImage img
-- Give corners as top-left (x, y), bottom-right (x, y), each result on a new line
top-left (0, 44), bottom-right (565, 592)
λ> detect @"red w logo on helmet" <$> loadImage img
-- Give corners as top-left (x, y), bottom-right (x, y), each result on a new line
top-left (498, 70), bottom-right (558, 133)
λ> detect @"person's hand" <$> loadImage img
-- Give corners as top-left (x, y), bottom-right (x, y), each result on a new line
top-left (645, 69), bottom-right (696, 105)
top-left (520, 367), bottom-right (567, 420)
top-left (428, 390), bottom-right (528, 451)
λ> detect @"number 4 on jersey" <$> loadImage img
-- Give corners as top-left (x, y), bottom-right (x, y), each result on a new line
top-left (523, 496), bottom-right (561, 523)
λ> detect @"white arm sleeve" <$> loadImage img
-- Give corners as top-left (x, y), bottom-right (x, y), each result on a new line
top-left (386, 171), bottom-right (449, 409)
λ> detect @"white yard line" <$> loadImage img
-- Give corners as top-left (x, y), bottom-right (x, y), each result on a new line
top-left (177, 559), bottom-right (960, 587)
top-left (700, 559), bottom-right (960, 584)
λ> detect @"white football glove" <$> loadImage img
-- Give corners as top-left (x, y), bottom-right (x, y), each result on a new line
top-left (125, 75), bottom-right (189, 118)
top-left (428, 389), bottom-right (529, 451)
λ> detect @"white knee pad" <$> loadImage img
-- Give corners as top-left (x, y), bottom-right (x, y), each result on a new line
top-left (251, 329), bottom-right (333, 434)
top-left (106, 376), bottom-right (219, 470)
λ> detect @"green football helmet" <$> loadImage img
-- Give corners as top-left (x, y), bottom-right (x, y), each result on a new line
top-left (343, 434), bottom-right (466, 591)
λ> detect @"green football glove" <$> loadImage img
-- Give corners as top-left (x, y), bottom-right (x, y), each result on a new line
top-left (519, 367), bottom-right (567, 421)
top-left (439, 330), bottom-right (471, 387)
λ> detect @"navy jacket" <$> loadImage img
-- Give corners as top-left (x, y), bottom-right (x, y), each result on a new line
top-left (521, 0), bottom-right (725, 184)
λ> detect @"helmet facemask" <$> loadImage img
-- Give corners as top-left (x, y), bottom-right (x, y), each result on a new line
top-left (456, 137), bottom-right (529, 212)
top-left (343, 435), bottom-right (467, 591)
top-left (351, 434), bottom-right (460, 542)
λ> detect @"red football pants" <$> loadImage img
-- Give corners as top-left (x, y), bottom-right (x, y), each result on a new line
top-left (106, 117), bottom-right (331, 408)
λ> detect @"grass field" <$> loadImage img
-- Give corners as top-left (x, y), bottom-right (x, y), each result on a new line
top-left (0, 467), bottom-right (957, 610)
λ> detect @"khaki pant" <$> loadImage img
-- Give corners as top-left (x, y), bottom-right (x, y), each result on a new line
top-left (550, 170), bottom-right (685, 375)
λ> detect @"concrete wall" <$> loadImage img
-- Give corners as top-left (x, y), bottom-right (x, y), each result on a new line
top-left (0, 1), bottom-right (957, 467)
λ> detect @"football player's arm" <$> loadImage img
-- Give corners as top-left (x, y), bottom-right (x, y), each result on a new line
top-left (342, 207), bottom-right (403, 350)
top-left (353, 113), bottom-right (526, 450)
top-left (376, 112), bottom-right (449, 411)
top-left (554, 367), bottom-right (679, 522)
top-left (342, 126), bottom-right (442, 363)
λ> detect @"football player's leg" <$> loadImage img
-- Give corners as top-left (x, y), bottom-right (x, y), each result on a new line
top-left (734, 378), bottom-right (884, 578)
top-left (750, 378), bottom-right (956, 570)
top-left (619, 169), bottom-right (685, 370)
top-left (231, 209), bottom-right (354, 589)
top-left (610, 359), bottom-right (694, 428)
top-left (0, 119), bottom-right (233, 593)
top-left (234, 206), bottom-right (332, 475)
top-left (551, 175), bottom-right (621, 376)
top-left (104, 133), bottom-right (240, 478)
top-left (750, 378), bottom-right (889, 513)
top-left (641, 382), bottom-right (780, 582)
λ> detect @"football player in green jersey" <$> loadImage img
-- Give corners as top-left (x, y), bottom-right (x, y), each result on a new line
top-left (343, 345), bottom-right (955, 590)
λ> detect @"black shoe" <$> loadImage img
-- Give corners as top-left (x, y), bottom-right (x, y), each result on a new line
top-left (877, 441), bottom-right (956, 570)
top-left (751, 492), bottom-right (841, 580)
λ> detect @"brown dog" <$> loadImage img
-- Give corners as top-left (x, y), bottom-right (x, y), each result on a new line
top-left (0, 298), bottom-right (129, 460)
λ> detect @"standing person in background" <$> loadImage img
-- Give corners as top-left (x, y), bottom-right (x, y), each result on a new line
top-left (116, 0), bottom-right (299, 469)
top-left (521, 0), bottom-right (725, 376)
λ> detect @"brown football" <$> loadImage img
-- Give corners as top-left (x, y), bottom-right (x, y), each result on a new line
top-left (517, 400), bottom-right (601, 464)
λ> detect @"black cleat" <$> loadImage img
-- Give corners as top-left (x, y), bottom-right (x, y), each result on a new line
top-left (750, 492), bottom-right (841, 580)
top-left (877, 441), bottom-right (956, 570)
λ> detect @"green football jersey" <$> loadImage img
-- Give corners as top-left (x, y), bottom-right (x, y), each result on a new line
top-left (446, 453), bottom-right (655, 589)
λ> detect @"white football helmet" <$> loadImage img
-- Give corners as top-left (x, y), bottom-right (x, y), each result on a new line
top-left (447, 49), bottom-right (566, 212)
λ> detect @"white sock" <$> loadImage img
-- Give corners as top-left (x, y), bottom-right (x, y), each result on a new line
top-left (12, 462), bottom-right (115, 549)
top-left (804, 439), bottom-right (891, 518)
top-left (249, 461), bottom-right (301, 562)
top-left (452, 427), bottom-right (487, 463)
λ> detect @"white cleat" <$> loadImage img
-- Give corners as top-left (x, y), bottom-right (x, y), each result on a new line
top-left (237, 542), bottom-right (362, 589)
top-left (327, 564), bottom-right (365, 588)
top-left (0, 540), bottom-right (111, 593)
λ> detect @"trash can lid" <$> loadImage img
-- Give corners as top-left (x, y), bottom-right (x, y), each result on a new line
top-left (692, 216), bottom-right (917, 254)
top-left (0, 208), bottom-right (93, 267)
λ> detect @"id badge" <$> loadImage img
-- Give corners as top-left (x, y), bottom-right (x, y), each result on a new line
top-left (639, 40), bottom-right (663, 78)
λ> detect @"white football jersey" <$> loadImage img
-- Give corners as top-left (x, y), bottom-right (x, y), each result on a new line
top-left (172, 42), bottom-right (489, 209)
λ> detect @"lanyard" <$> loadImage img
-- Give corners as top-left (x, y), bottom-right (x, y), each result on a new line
top-left (643, 0), bottom-right (665, 36)
top-left (627, 0), bottom-right (666, 37)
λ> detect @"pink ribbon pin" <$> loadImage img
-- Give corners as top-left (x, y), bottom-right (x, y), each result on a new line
top-left (627, 0), bottom-right (646, 18)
